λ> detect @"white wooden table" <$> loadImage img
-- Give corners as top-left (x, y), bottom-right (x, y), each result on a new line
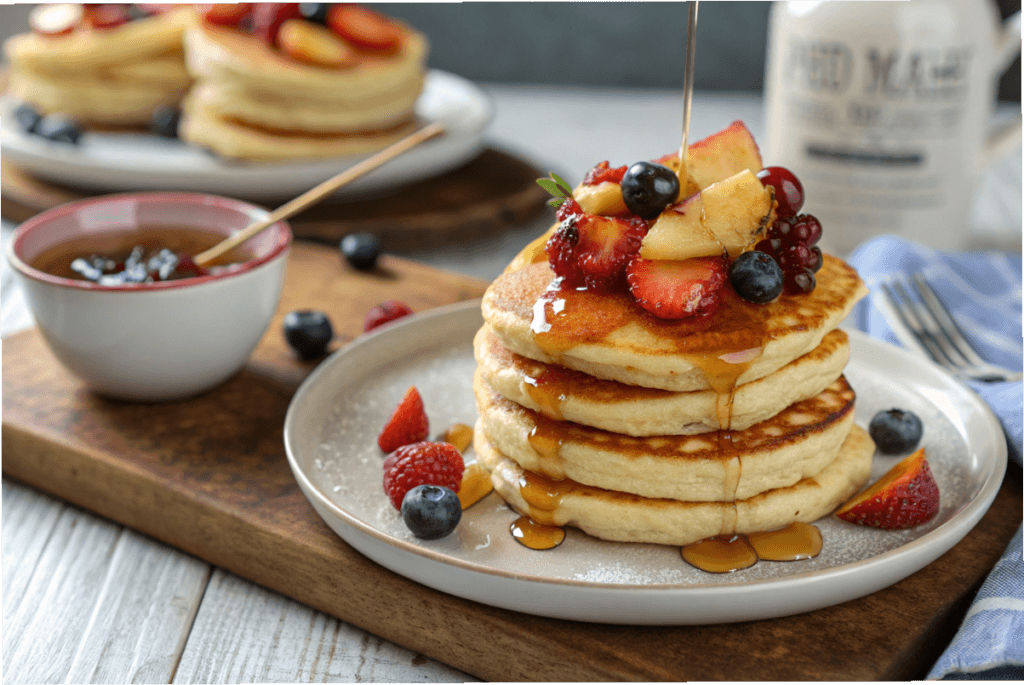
top-left (3, 88), bottom-right (1020, 684)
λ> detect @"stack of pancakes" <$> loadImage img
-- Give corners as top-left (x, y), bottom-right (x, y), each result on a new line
top-left (179, 22), bottom-right (428, 161)
top-left (5, 8), bottom-right (194, 127)
top-left (473, 234), bottom-right (874, 546)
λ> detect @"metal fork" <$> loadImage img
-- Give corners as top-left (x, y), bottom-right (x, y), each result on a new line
top-left (880, 273), bottom-right (1023, 383)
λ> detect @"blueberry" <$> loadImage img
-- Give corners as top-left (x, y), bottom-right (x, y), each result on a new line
top-left (150, 105), bottom-right (181, 138)
top-left (14, 103), bottom-right (42, 133)
top-left (620, 161), bottom-right (680, 219)
top-left (298, 3), bottom-right (331, 24)
top-left (36, 114), bottom-right (82, 144)
top-left (283, 310), bottom-right (334, 359)
top-left (728, 251), bottom-right (784, 303)
top-left (340, 233), bottom-right (381, 270)
top-left (401, 485), bottom-right (462, 539)
top-left (869, 409), bottom-right (923, 454)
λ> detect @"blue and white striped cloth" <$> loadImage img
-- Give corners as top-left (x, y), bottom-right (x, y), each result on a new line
top-left (848, 236), bottom-right (1022, 680)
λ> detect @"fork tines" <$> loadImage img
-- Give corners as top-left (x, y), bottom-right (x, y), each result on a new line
top-left (880, 273), bottom-right (1021, 383)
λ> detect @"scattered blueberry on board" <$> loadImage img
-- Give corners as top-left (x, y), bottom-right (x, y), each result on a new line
top-left (729, 250), bottom-right (784, 304)
top-left (150, 105), bottom-right (181, 138)
top-left (401, 484), bottom-right (462, 539)
top-left (620, 161), bottom-right (680, 220)
top-left (869, 409), bottom-right (924, 454)
top-left (283, 310), bottom-right (334, 359)
top-left (14, 103), bottom-right (42, 134)
top-left (340, 232), bottom-right (381, 270)
top-left (35, 114), bottom-right (82, 144)
top-left (298, 3), bottom-right (331, 24)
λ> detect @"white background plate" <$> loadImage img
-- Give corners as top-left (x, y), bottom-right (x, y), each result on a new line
top-left (0, 70), bottom-right (491, 202)
top-left (283, 300), bottom-right (1007, 625)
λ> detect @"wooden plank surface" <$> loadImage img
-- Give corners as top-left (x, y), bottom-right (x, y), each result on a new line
top-left (3, 241), bottom-right (1021, 681)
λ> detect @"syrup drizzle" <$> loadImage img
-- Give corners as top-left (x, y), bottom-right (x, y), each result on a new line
top-left (458, 462), bottom-right (494, 510)
top-left (510, 516), bottom-right (566, 550)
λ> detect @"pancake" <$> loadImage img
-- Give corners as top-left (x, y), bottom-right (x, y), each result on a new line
top-left (482, 248), bottom-right (868, 393)
top-left (179, 99), bottom-right (418, 160)
top-left (476, 324), bottom-right (849, 436)
top-left (179, 22), bottom-right (426, 160)
top-left (476, 423), bottom-right (874, 546)
top-left (4, 8), bottom-right (194, 125)
top-left (476, 371), bottom-right (856, 502)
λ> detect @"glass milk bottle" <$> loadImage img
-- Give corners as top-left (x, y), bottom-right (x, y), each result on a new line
top-left (763, 0), bottom-right (1021, 255)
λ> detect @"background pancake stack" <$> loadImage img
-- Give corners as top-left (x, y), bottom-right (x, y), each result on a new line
top-left (473, 240), bottom-right (874, 549)
top-left (5, 7), bottom-right (194, 126)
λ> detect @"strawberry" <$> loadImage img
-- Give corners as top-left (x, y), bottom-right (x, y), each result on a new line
top-left (251, 2), bottom-right (301, 45)
top-left (364, 300), bottom-right (414, 332)
top-left (836, 447), bottom-right (940, 529)
top-left (626, 256), bottom-right (726, 319)
top-left (198, 3), bottom-right (252, 28)
top-left (382, 441), bottom-right (463, 510)
top-left (545, 202), bottom-right (646, 291)
top-left (582, 161), bottom-right (628, 187)
top-left (30, 3), bottom-right (83, 36)
top-left (278, 18), bottom-right (356, 68)
top-left (327, 4), bottom-right (403, 52)
top-left (377, 386), bottom-right (429, 453)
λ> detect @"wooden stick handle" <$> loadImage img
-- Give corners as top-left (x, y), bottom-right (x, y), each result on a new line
top-left (194, 122), bottom-right (446, 267)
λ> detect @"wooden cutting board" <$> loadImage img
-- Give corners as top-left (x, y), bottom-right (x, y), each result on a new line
top-left (0, 148), bottom-right (551, 252)
top-left (3, 241), bottom-right (1021, 681)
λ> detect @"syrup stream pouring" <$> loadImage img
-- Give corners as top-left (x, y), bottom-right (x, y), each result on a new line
top-left (677, 0), bottom-right (699, 191)
top-left (193, 122), bottom-right (446, 268)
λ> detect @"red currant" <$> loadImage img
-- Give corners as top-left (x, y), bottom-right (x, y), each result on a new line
top-left (808, 246), bottom-right (823, 273)
top-left (778, 244), bottom-right (812, 271)
top-left (757, 167), bottom-right (804, 218)
top-left (789, 215), bottom-right (822, 246)
top-left (755, 237), bottom-right (782, 256)
top-left (784, 267), bottom-right (816, 295)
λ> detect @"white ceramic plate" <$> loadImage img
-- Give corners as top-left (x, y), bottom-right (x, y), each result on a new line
top-left (0, 70), bottom-right (491, 202)
top-left (283, 300), bottom-right (1007, 625)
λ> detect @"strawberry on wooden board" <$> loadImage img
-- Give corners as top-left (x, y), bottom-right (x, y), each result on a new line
top-left (278, 18), bottom-right (356, 68)
top-left (29, 3), bottom-right (83, 36)
top-left (198, 3), bottom-right (252, 28)
top-left (626, 256), bottom-right (726, 319)
top-left (326, 4), bottom-right (403, 51)
top-left (252, 2), bottom-right (301, 45)
top-left (835, 447), bottom-right (940, 529)
top-left (377, 386), bottom-right (429, 453)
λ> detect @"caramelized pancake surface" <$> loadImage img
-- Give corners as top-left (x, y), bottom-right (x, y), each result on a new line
top-left (475, 373), bottom-right (857, 502)
top-left (476, 424), bottom-right (874, 546)
top-left (476, 324), bottom-right (849, 436)
top-left (483, 253), bottom-right (867, 392)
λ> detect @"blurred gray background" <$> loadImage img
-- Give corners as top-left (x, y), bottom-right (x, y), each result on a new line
top-left (1, 2), bottom-right (1019, 99)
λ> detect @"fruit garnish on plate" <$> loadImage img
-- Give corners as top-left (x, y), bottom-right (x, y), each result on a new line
top-left (364, 300), bottom-right (414, 332)
top-left (378, 385), bottom-right (429, 453)
top-left (869, 408), bottom-right (924, 455)
top-left (835, 447), bottom-right (940, 529)
top-left (278, 18), bottom-right (357, 68)
top-left (382, 441), bottom-right (463, 510)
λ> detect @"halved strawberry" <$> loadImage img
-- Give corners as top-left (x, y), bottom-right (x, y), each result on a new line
top-left (251, 2), bottom-right (301, 45)
top-left (198, 3), bottom-right (251, 28)
top-left (836, 447), bottom-right (940, 529)
top-left (327, 4), bottom-right (403, 52)
top-left (278, 18), bottom-right (356, 68)
top-left (378, 386), bottom-right (429, 453)
top-left (626, 256), bottom-right (726, 319)
top-left (582, 161), bottom-right (628, 187)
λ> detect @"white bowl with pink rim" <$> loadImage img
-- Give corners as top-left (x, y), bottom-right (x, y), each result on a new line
top-left (7, 192), bottom-right (291, 401)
